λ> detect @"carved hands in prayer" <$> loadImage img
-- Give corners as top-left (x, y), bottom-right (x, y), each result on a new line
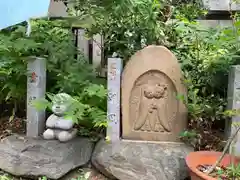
top-left (45, 114), bottom-right (74, 130)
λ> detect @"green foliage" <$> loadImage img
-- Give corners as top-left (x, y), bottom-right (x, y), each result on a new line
top-left (65, 0), bottom-right (240, 129)
top-left (67, 0), bottom-right (174, 60)
top-left (39, 176), bottom-right (47, 180)
top-left (0, 19), bottom-right (107, 124)
top-left (0, 0), bottom-right (239, 144)
top-left (69, 83), bottom-right (107, 129)
top-left (0, 174), bottom-right (12, 180)
top-left (34, 86), bottom-right (107, 130)
top-left (70, 171), bottom-right (91, 180)
top-left (0, 27), bottom-right (28, 110)
top-left (225, 163), bottom-right (240, 178)
top-left (171, 17), bottom-right (240, 127)
top-left (64, 1), bottom-right (240, 153)
top-left (214, 163), bottom-right (240, 179)
top-left (0, 19), bottom-right (77, 115)
top-left (173, 0), bottom-right (206, 21)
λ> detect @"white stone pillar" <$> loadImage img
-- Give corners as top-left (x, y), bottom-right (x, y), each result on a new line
top-left (107, 58), bottom-right (122, 142)
top-left (27, 57), bottom-right (46, 138)
top-left (226, 65), bottom-right (240, 156)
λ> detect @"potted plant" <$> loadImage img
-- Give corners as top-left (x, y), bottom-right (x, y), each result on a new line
top-left (185, 124), bottom-right (240, 180)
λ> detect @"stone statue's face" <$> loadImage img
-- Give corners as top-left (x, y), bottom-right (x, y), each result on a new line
top-left (52, 93), bottom-right (73, 116)
top-left (144, 86), bottom-right (155, 99)
top-left (143, 84), bottom-right (167, 99)
top-left (154, 84), bottom-right (167, 99)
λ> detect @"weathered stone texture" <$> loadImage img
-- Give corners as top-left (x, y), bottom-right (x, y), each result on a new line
top-left (121, 45), bottom-right (187, 142)
top-left (0, 135), bottom-right (94, 179)
top-left (92, 139), bottom-right (193, 180)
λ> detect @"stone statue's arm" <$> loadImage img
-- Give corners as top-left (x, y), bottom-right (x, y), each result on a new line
top-left (46, 114), bottom-right (58, 128)
top-left (134, 109), bottom-right (148, 131)
top-left (134, 89), bottom-right (148, 131)
top-left (55, 117), bottom-right (74, 130)
top-left (157, 97), bottom-right (171, 132)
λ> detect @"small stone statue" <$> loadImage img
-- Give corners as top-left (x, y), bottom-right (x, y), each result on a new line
top-left (43, 93), bottom-right (77, 142)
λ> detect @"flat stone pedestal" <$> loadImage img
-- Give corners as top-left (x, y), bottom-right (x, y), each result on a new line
top-left (92, 139), bottom-right (193, 180)
top-left (0, 135), bottom-right (94, 179)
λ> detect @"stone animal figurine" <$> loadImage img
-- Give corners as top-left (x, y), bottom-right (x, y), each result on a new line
top-left (43, 93), bottom-right (77, 142)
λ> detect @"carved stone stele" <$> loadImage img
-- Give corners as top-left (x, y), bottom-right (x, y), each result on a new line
top-left (121, 45), bottom-right (187, 142)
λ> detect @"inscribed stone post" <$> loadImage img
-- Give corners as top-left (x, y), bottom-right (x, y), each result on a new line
top-left (27, 57), bottom-right (46, 138)
top-left (121, 45), bottom-right (187, 142)
top-left (107, 58), bottom-right (122, 142)
top-left (226, 65), bottom-right (240, 155)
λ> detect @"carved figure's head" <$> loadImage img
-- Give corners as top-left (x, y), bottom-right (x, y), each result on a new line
top-left (52, 93), bottom-right (74, 116)
top-left (154, 84), bottom-right (167, 99)
top-left (143, 86), bottom-right (155, 99)
top-left (143, 83), bottom-right (167, 99)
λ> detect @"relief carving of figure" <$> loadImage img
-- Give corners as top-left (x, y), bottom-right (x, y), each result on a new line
top-left (133, 81), bottom-right (171, 133)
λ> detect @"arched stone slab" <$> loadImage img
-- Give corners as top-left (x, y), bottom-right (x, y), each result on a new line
top-left (121, 45), bottom-right (187, 142)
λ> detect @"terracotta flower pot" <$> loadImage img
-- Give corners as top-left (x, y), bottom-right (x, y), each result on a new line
top-left (186, 151), bottom-right (240, 180)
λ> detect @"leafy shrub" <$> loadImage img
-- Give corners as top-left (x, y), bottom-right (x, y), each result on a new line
top-left (68, 0), bottom-right (174, 60)
top-left (171, 17), bottom-right (240, 129)
top-left (67, 0), bottom-right (240, 135)
top-left (172, 16), bottom-right (240, 149)
top-left (0, 19), bottom-right (107, 129)
top-left (0, 19), bottom-right (77, 116)
top-left (2, 0), bottom-right (240, 143)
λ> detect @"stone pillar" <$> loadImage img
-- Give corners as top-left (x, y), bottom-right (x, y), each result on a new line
top-left (107, 58), bottom-right (122, 142)
top-left (77, 29), bottom-right (89, 60)
top-left (27, 57), bottom-right (46, 138)
top-left (92, 34), bottom-right (103, 69)
top-left (226, 65), bottom-right (240, 156)
top-left (202, 0), bottom-right (240, 11)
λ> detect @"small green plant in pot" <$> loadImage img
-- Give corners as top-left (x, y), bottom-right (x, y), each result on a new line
top-left (178, 81), bottom-right (240, 180)
top-left (185, 123), bottom-right (240, 180)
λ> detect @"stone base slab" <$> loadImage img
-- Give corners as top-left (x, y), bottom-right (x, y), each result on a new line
top-left (92, 139), bottom-right (193, 180)
top-left (0, 135), bottom-right (94, 179)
